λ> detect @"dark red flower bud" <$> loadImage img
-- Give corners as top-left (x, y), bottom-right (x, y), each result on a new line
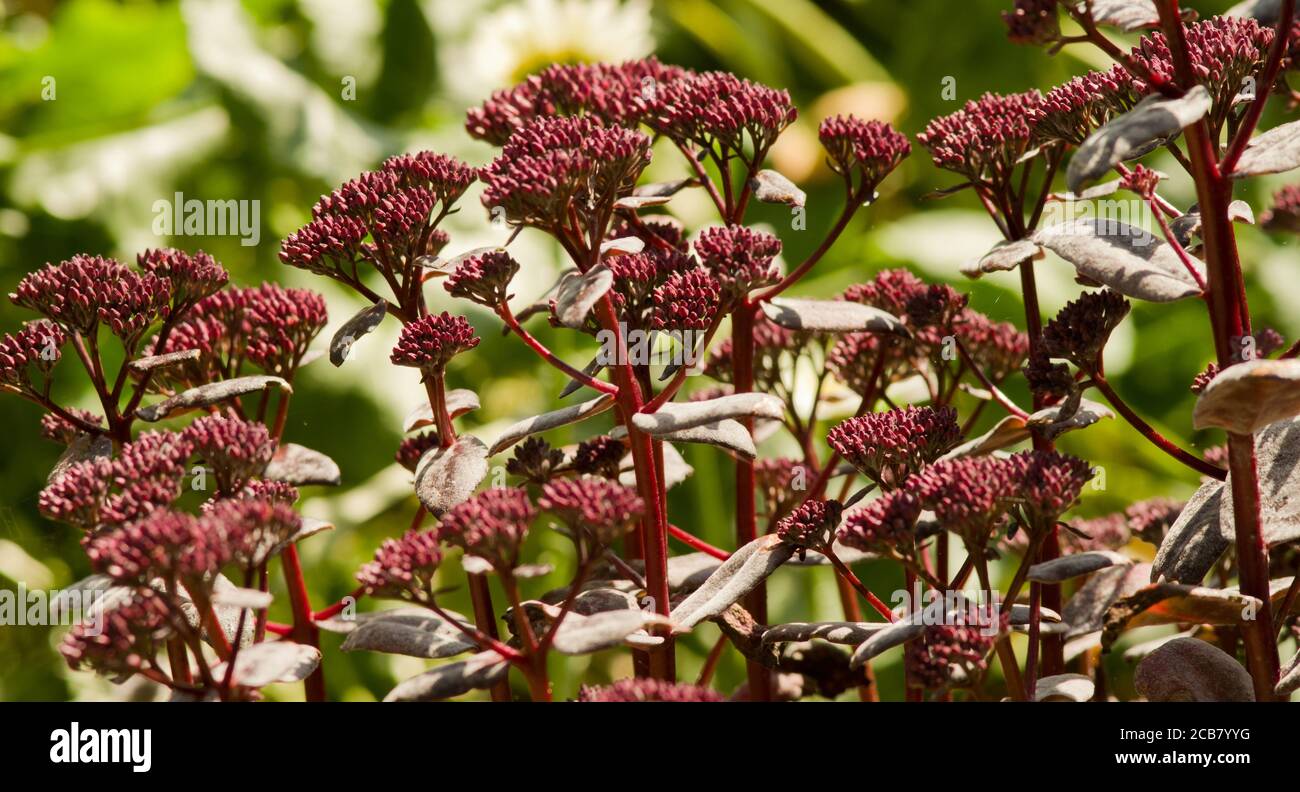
top-left (242, 283), bottom-right (329, 377)
top-left (0, 320), bottom-right (65, 393)
top-left (1007, 450), bottom-right (1094, 530)
top-left (754, 457), bottom-right (814, 522)
top-left (579, 678), bottom-right (724, 702)
top-left (480, 116), bottom-right (652, 230)
top-left (645, 71), bottom-right (796, 155)
top-left (827, 406), bottom-right (961, 490)
top-left (818, 115), bottom-right (911, 191)
top-left (60, 588), bottom-right (175, 678)
top-left (396, 431), bottom-right (441, 472)
top-left (1125, 497), bottom-right (1183, 545)
top-left (40, 408), bottom-right (103, 445)
top-left (382, 151), bottom-right (477, 205)
top-left (1190, 362), bottom-right (1219, 394)
top-left (540, 477), bottom-right (645, 545)
top-left (137, 248), bottom-right (229, 309)
top-left (906, 607), bottom-right (1006, 690)
top-left (435, 487), bottom-right (537, 571)
top-left (357, 528), bottom-right (443, 602)
top-left (908, 456), bottom-right (1022, 545)
top-left (838, 490), bottom-right (922, 554)
top-left (571, 435), bottom-right (626, 480)
top-left (1041, 289), bottom-right (1130, 371)
top-left (1031, 65), bottom-right (1139, 146)
top-left (1059, 512), bottom-right (1131, 554)
top-left (507, 437), bottom-right (566, 485)
top-left (203, 497), bottom-right (302, 568)
top-left (183, 413), bottom-right (276, 494)
top-left (1002, 0), bottom-right (1060, 45)
top-left (11, 255), bottom-right (171, 339)
top-left (694, 225), bottom-right (782, 301)
top-left (390, 311), bottom-right (480, 371)
top-left (1261, 184), bottom-right (1300, 233)
top-left (85, 508), bottom-right (227, 585)
top-left (843, 269), bottom-right (928, 317)
top-left (39, 457), bottom-right (113, 531)
top-left (279, 212), bottom-right (368, 278)
top-left (919, 91), bottom-right (1044, 184)
top-left (651, 268), bottom-right (721, 331)
top-left (774, 497), bottom-right (842, 551)
top-left (957, 310), bottom-right (1030, 383)
top-left (101, 431), bottom-right (194, 525)
top-left (444, 250), bottom-right (520, 307)
top-left (1023, 348), bottom-right (1074, 402)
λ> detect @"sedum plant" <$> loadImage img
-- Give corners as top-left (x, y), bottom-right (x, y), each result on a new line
top-left (9, 0), bottom-right (1300, 702)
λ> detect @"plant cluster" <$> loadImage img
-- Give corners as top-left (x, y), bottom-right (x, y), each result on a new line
top-left (10, 0), bottom-right (1300, 702)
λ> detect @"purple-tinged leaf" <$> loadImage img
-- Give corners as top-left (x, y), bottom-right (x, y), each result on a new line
top-left (264, 443), bottom-right (342, 487)
top-left (669, 535), bottom-right (794, 631)
top-left (329, 301), bottom-right (386, 366)
top-left (1028, 551), bottom-right (1131, 584)
top-left (1193, 358), bottom-right (1300, 434)
top-left (1034, 219), bottom-right (1205, 302)
top-left (632, 393), bottom-right (784, 435)
top-left (1230, 119), bottom-right (1300, 178)
top-left (214, 642), bottom-right (320, 689)
top-left (414, 435), bottom-right (489, 516)
top-left (761, 297), bottom-right (907, 335)
top-left (1134, 637), bottom-right (1254, 701)
top-left (488, 394), bottom-right (615, 456)
top-left (402, 389), bottom-right (480, 432)
top-left (137, 375), bottom-right (291, 422)
top-left (1067, 86), bottom-right (1211, 192)
top-left (750, 169), bottom-right (806, 208)
top-left (961, 238), bottom-right (1043, 278)
top-left (127, 348), bottom-right (200, 374)
top-left (1034, 673), bottom-right (1096, 702)
top-left (340, 612), bottom-right (476, 659)
top-left (760, 621), bottom-right (888, 648)
top-left (383, 651), bottom-right (511, 702)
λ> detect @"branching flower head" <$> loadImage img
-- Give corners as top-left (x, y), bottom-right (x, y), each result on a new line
top-left (183, 413), bottom-right (276, 494)
top-left (838, 490), bottom-right (922, 555)
top-left (818, 115), bottom-right (911, 193)
top-left (827, 406), bottom-right (961, 490)
top-left (101, 431), bottom-right (194, 526)
top-left (644, 70), bottom-right (796, 155)
top-left (391, 312), bottom-right (480, 372)
top-left (693, 225), bottom-right (782, 303)
top-left (85, 508), bottom-right (228, 585)
top-left (137, 248), bottom-right (229, 310)
top-left (1007, 450), bottom-right (1094, 531)
top-left (0, 320), bottom-right (65, 394)
top-left (444, 250), bottom-right (520, 307)
top-left (909, 455), bottom-right (1021, 546)
top-left (242, 283), bottom-right (328, 377)
top-left (919, 91), bottom-right (1044, 185)
top-left (754, 457), bottom-right (814, 523)
top-left (1125, 497), bottom-right (1183, 545)
top-left (40, 408), bottom-right (103, 445)
top-left (203, 497), bottom-right (302, 569)
top-left (357, 528), bottom-right (443, 602)
top-left (436, 487), bottom-right (537, 572)
top-left (480, 116), bottom-right (652, 232)
top-left (60, 588), bottom-right (175, 679)
top-left (1031, 65), bottom-right (1139, 146)
top-left (396, 431), bottom-right (441, 473)
top-left (906, 607), bottom-right (1005, 690)
top-left (11, 255), bottom-right (171, 340)
top-left (650, 268), bottom-right (722, 331)
top-left (571, 435), bottom-right (626, 480)
top-left (774, 497), bottom-right (842, 554)
top-left (540, 477), bottom-right (645, 545)
top-left (957, 310), bottom-right (1030, 383)
top-left (579, 678), bottom-right (724, 702)
top-left (1041, 289), bottom-right (1130, 372)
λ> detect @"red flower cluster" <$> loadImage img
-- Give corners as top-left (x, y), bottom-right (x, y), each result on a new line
top-left (578, 678), bottom-right (724, 702)
top-left (1007, 450), bottom-right (1094, 530)
top-left (774, 497), bottom-right (841, 552)
top-left (507, 437), bottom-right (566, 484)
top-left (396, 431), bottom-right (441, 472)
top-left (1261, 184), bottom-right (1300, 233)
top-left (11, 255), bottom-right (171, 339)
top-left (644, 70), bottom-right (796, 155)
top-left (153, 283), bottom-right (327, 386)
top-left (85, 509), bottom-right (228, 585)
top-left (281, 152), bottom-right (475, 281)
top-left (40, 407), bottom-right (102, 444)
top-left (204, 496), bottom-right (302, 568)
top-left (183, 413), bottom-right (276, 494)
top-left (435, 487), bottom-right (537, 571)
top-left (0, 320), bottom-right (65, 393)
top-left (390, 312), bottom-right (480, 371)
top-left (466, 58), bottom-right (684, 145)
top-left (60, 588), bottom-right (175, 678)
top-left (838, 490), bottom-right (922, 554)
top-left (40, 430), bottom-right (192, 531)
top-left (754, 457), bottom-right (814, 522)
top-left (919, 91), bottom-right (1044, 184)
top-left (958, 311), bottom-right (1030, 383)
top-left (905, 609), bottom-right (1004, 690)
top-left (818, 115), bottom-right (912, 193)
top-left (650, 268), bottom-right (722, 331)
top-left (1031, 65), bottom-right (1139, 146)
top-left (908, 456), bottom-right (1021, 545)
top-left (137, 248), bottom-right (229, 310)
top-left (827, 406), bottom-right (961, 490)
top-left (693, 225), bottom-right (782, 302)
top-left (705, 313), bottom-right (802, 389)
top-left (480, 116), bottom-right (652, 231)
top-left (444, 250), bottom-right (520, 308)
top-left (356, 528), bottom-right (443, 602)
top-left (570, 435), bottom-right (626, 479)
top-left (539, 477), bottom-right (645, 545)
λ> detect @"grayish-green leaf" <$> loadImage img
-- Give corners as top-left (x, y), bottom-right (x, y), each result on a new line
top-left (414, 435), bottom-right (490, 516)
top-left (761, 297), bottom-right (907, 335)
top-left (631, 393), bottom-right (784, 435)
top-left (329, 301), bottom-right (386, 366)
top-left (961, 238), bottom-right (1043, 278)
top-left (669, 535), bottom-right (794, 631)
top-left (1034, 219), bottom-right (1205, 301)
top-left (760, 621), bottom-right (888, 647)
top-left (1193, 358), bottom-right (1300, 434)
top-left (750, 169), bottom-right (806, 207)
top-left (1067, 86), bottom-right (1211, 192)
top-left (489, 395), bottom-right (615, 456)
top-left (549, 609), bottom-right (670, 655)
top-left (263, 443), bottom-right (341, 487)
top-left (137, 376), bottom-right (291, 422)
top-left (383, 651), bottom-right (510, 702)
top-left (1231, 119), bottom-right (1300, 178)
top-left (1028, 551), bottom-right (1131, 584)
top-left (339, 612), bottom-right (476, 659)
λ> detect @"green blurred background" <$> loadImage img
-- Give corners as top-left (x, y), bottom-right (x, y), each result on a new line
top-left (0, 0), bottom-right (1294, 701)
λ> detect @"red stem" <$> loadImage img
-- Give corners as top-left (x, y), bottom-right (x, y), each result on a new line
top-left (667, 523), bottom-right (730, 560)
top-left (1091, 375), bottom-right (1226, 479)
top-left (280, 544), bottom-right (326, 701)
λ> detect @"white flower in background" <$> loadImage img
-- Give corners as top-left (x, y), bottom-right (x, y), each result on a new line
top-left (298, 0), bottom-right (384, 85)
top-left (442, 0), bottom-right (654, 100)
